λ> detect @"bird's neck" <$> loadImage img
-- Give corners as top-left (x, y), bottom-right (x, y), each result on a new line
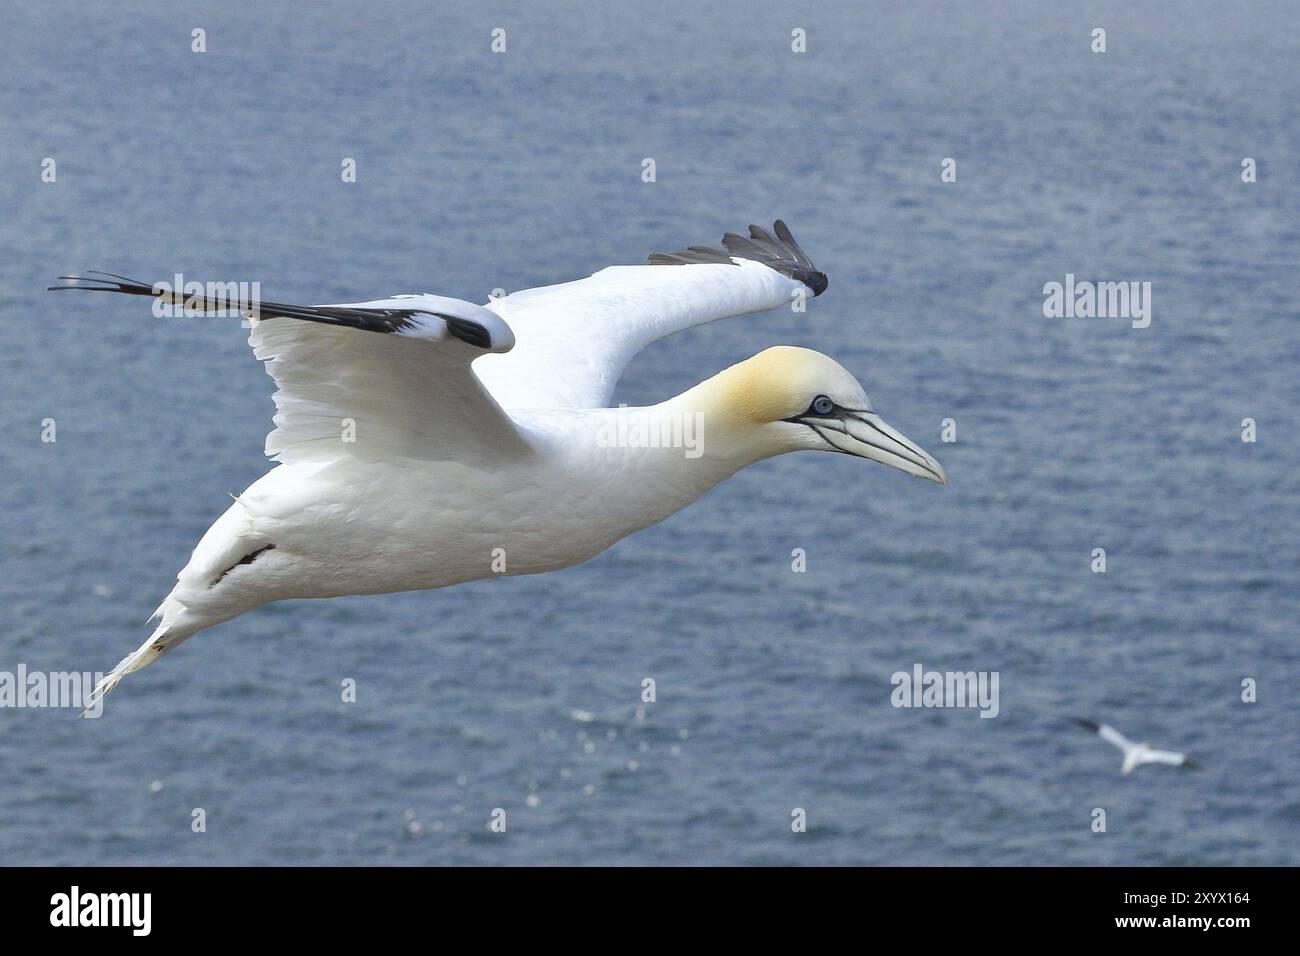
top-left (653, 373), bottom-right (778, 468)
top-left (578, 388), bottom-right (772, 533)
top-left (592, 400), bottom-right (763, 475)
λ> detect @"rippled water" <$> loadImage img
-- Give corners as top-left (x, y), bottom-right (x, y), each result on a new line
top-left (1, 0), bottom-right (1297, 865)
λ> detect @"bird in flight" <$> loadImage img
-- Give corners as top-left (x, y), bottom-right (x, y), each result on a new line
top-left (1074, 719), bottom-right (1202, 774)
top-left (51, 221), bottom-right (946, 708)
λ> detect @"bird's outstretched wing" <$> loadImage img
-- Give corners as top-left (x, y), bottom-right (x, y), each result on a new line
top-left (475, 221), bottom-right (828, 411)
top-left (1075, 718), bottom-right (1137, 754)
top-left (49, 274), bottom-right (524, 464)
top-left (1096, 723), bottom-right (1137, 753)
top-left (1145, 749), bottom-right (1197, 768)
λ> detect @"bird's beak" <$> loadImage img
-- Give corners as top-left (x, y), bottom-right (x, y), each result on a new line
top-left (807, 411), bottom-right (948, 484)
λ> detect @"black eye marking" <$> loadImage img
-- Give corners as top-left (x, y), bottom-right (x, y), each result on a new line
top-left (812, 395), bottom-right (835, 416)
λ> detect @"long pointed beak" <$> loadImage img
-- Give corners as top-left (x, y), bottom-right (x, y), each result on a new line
top-left (817, 411), bottom-right (948, 484)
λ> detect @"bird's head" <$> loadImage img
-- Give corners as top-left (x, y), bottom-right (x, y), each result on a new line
top-left (696, 346), bottom-right (947, 484)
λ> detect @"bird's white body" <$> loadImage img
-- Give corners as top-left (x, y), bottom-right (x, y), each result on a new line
top-left (57, 222), bottom-right (947, 706)
top-left (1118, 741), bottom-right (1189, 775)
top-left (1078, 720), bottom-right (1198, 774)
top-left (171, 403), bottom-right (749, 625)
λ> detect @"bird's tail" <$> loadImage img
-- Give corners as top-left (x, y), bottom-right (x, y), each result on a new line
top-left (82, 598), bottom-right (200, 715)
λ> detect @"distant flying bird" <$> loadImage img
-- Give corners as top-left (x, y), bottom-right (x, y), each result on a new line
top-left (1074, 719), bottom-right (1202, 774)
top-left (51, 221), bottom-right (946, 708)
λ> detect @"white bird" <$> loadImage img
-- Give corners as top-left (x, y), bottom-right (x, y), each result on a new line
top-left (1074, 719), bottom-right (1202, 774)
top-left (51, 221), bottom-right (947, 708)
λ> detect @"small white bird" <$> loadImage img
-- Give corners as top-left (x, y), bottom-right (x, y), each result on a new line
top-left (51, 221), bottom-right (947, 708)
top-left (1074, 719), bottom-right (1202, 774)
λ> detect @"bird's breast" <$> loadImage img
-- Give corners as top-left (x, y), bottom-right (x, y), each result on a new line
top-left (245, 422), bottom-right (740, 598)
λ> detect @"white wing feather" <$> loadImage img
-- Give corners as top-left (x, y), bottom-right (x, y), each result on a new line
top-left (1142, 749), bottom-right (1187, 766)
top-left (249, 295), bottom-right (526, 464)
top-left (476, 258), bottom-right (807, 411)
top-left (1097, 723), bottom-right (1136, 753)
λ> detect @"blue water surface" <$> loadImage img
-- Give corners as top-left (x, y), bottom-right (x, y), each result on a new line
top-left (1, 0), bottom-right (1296, 865)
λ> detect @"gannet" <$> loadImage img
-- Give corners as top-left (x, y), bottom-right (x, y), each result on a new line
top-left (1074, 719), bottom-right (1203, 774)
top-left (51, 221), bottom-right (946, 708)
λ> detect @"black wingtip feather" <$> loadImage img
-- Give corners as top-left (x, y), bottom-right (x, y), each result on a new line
top-left (48, 273), bottom-right (157, 296)
top-left (46, 273), bottom-right (491, 343)
top-left (439, 314), bottom-right (493, 349)
top-left (803, 270), bottom-right (829, 296)
top-left (649, 219), bottom-right (827, 296)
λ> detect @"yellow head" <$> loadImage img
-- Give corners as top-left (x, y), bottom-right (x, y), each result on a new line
top-left (680, 346), bottom-right (947, 483)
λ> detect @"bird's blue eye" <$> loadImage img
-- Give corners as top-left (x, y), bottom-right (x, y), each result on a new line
top-left (812, 396), bottom-right (834, 416)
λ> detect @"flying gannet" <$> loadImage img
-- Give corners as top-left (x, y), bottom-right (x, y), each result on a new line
top-left (1074, 719), bottom-right (1203, 774)
top-left (51, 221), bottom-right (947, 708)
